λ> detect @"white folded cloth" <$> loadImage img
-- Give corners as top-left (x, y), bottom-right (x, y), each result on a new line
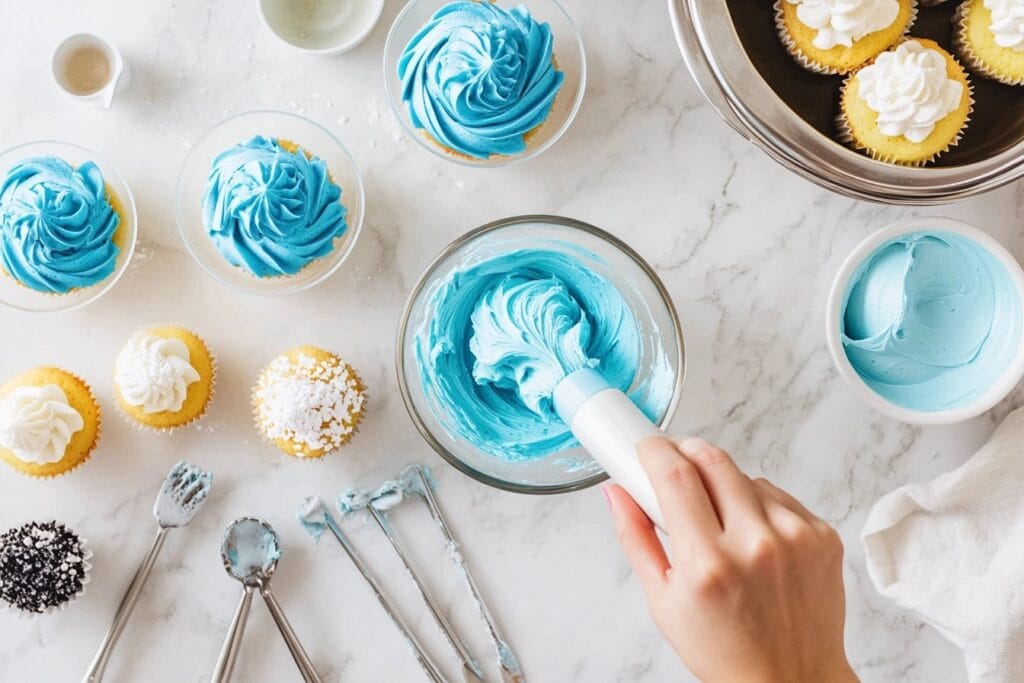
top-left (862, 407), bottom-right (1024, 683)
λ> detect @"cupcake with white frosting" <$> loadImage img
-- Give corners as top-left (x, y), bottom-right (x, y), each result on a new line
top-left (955, 0), bottom-right (1024, 85)
top-left (113, 326), bottom-right (215, 431)
top-left (775, 0), bottom-right (917, 74)
top-left (0, 367), bottom-right (100, 478)
top-left (838, 39), bottom-right (973, 166)
top-left (252, 345), bottom-right (367, 459)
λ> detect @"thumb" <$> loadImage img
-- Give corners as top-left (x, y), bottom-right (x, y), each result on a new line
top-left (605, 483), bottom-right (671, 595)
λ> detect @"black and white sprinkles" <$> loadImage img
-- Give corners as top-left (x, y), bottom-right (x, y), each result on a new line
top-left (0, 521), bottom-right (88, 614)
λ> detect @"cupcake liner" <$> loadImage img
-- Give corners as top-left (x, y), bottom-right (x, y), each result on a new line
top-left (953, 0), bottom-right (1024, 86)
top-left (113, 325), bottom-right (217, 434)
top-left (0, 368), bottom-right (102, 480)
top-left (774, 0), bottom-right (918, 75)
top-left (836, 55), bottom-right (975, 166)
top-left (0, 523), bottom-right (92, 617)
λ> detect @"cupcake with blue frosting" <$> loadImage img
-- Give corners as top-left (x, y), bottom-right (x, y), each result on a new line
top-left (0, 157), bottom-right (124, 294)
top-left (202, 136), bottom-right (348, 278)
top-left (398, 1), bottom-right (565, 160)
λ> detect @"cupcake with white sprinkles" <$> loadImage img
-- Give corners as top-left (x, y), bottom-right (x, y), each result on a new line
top-left (252, 345), bottom-right (367, 459)
top-left (0, 521), bottom-right (90, 615)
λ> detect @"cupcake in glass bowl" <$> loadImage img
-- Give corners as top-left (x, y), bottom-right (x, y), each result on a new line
top-left (0, 141), bottom-right (136, 312)
top-left (176, 111), bottom-right (364, 296)
top-left (384, 0), bottom-right (586, 167)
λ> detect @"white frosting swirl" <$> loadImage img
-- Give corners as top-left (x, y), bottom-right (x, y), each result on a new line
top-left (115, 332), bottom-right (200, 414)
top-left (856, 41), bottom-right (964, 143)
top-left (0, 385), bottom-right (84, 464)
top-left (786, 0), bottom-right (900, 49)
top-left (986, 0), bottom-right (1024, 51)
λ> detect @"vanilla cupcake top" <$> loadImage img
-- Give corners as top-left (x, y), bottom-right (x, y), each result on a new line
top-left (0, 385), bottom-right (83, 464)
top-left (115, 331), bottom-right (200, 414)
top-left (786, 0), bottom-right (900, 49)
top-left (986, 0), bottom-right (1024, 51)
top-left (254, 351), bottom-right (366, 455)
top-left (857, 41), bottom-right (964, 142)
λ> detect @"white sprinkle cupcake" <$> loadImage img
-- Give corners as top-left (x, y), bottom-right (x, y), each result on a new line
top-left (0, 521), bottom-right (91, 616)
top-left (252, 345), bottom-right (367, 459)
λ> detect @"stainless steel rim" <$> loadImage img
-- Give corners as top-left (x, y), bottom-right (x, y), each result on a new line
top-left (669, 0), bottom-right (1024, 204)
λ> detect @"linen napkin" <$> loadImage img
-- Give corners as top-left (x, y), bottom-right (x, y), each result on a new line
top-left (862, 407), bottom-right (1024, 683)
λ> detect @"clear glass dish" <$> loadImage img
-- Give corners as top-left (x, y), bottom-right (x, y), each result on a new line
top-left (383, 0), bottom-right (587, 168)
top-left (397, 215), bottom-right (685, 494)
top-left (0, 140), bottom-right (137, 313)
top-left (175, 110), bottom-right (364, 296)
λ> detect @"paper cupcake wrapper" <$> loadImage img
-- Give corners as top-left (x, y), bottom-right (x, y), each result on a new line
top-left (3, 369), bottom-right (102, 480)
top-left (774, 0), bottom-right (918, 75)
top-left (953, 1), bottom-right (1024, 86)
top-left (113, 325), bottom-right (217, 434)
top-left (836, 59), bottom-right (975, 166)
top-left (0, 528), bottom-right (92, 617)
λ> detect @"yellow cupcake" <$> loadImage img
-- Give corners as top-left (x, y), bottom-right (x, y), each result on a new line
top-left (775, 0), bottom-right (916, 74)
top-left (839, 39), bottom-right (973, 166)
top-left (0, 367), bottom-right (101, 478)
top-left (113, 326), bottom-right (216, 431)
top-left (955, 0), bottom-right (1024, 85)
top-left (252, 345), bottom-right (367, 459)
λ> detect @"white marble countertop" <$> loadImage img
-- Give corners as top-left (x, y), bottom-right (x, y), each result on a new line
top-left (1, 0), bottom-right (1021, 681)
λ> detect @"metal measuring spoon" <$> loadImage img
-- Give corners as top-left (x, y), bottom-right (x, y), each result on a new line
top-left (212, 517), bottom-right (321, 683)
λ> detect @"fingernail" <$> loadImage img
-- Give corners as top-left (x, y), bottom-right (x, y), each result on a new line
top-left (600, 483), bottom-right (613, 509)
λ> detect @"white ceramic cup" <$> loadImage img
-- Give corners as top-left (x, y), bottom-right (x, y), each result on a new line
top-left (257, 0), bottom-right (385, 55)
top-left (826, 217), bottom-right (1024, 425)
top-left (51, 33), bottom-right (128, 109)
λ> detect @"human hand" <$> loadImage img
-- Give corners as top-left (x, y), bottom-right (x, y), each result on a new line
top-left (606, 437), bottom-right (856, 683)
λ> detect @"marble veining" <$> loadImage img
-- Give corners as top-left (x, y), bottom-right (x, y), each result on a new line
top-left (1, 0), bottom-right (1023, 681)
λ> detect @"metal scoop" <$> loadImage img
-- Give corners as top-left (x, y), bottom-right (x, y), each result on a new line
top-left (213, 517), bottom-right (321, 683)
top-left (84, 461), bottom-right (213, 683)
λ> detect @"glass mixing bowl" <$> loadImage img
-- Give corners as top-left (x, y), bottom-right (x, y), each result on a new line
top-left (397, 215), bottom-right (685, 494)
top-left (383, 0), bottom-right (586, 168)
top-left (0, 140), bottom-right (137, 313)
top-left (176, 111), bottom-right (364, 296)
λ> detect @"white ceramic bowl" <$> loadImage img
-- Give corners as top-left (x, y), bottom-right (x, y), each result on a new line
top-left (258, 0), bottom-right (385, 55)
top-left (826, 217), bottom-right (1024, 424)
top-left (0, 140), bottom-right (137, 313)
top-left (175, 110), bottom-right (364, 296)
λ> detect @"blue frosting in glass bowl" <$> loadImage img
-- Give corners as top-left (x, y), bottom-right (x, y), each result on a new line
top-left (0, 156), bottom-right (120, 294)
top-left (202, 136), bottom-right (348, 278)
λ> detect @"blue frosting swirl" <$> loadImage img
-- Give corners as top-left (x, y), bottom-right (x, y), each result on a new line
top-left (841, 231), bottom-right (1023, 411)
top-left (398, 1), bottom-right (565, 159)
top-left (414, 249), bottom-right (656, 461)
top-left (0, 156), bottom-right (120, 293)
top-left (202, 136), bottom-right (347, 278)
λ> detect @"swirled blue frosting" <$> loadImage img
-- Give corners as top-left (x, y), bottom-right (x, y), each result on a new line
top-left (414, 248), bottom-right (662, 461)
top-left (398, 1), bottom-right (565, 159)
top-left (842, 232), bottom-right (1023, 411)
top-left (0, 156), bottom-right (120, 293)
top-left (202, 136), bottom-right (347, 277)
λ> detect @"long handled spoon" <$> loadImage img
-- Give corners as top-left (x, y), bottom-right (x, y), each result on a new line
top-left (84, 462), bottom-right (213, 683)
top-left (407, 466), bottom-right (525, 683)
top-left (215, 517), bottom-right (322, 683)
top-left (299, 497), bottom-right (447, 683)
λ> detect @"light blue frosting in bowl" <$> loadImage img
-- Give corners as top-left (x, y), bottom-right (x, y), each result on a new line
top-left (202, 136), bottom-right (347, 277)
top-left (398, 1), bottom-right (565, 159)
top-left (841, 231), bottom-right (1023, 412)
top-left (414, 248), bottom-right (667, 461)
top-left (0, 156), bottom-right (120, 293)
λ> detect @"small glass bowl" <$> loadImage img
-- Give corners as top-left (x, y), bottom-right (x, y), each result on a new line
top-left (383, 0), bottom-right (587, 168)
top-left (0, 140), bottom-right (137, 313)
top-left (176, 111), bottom-right (364, 296)
top-left (397, 215), bottom-right (685, 494)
